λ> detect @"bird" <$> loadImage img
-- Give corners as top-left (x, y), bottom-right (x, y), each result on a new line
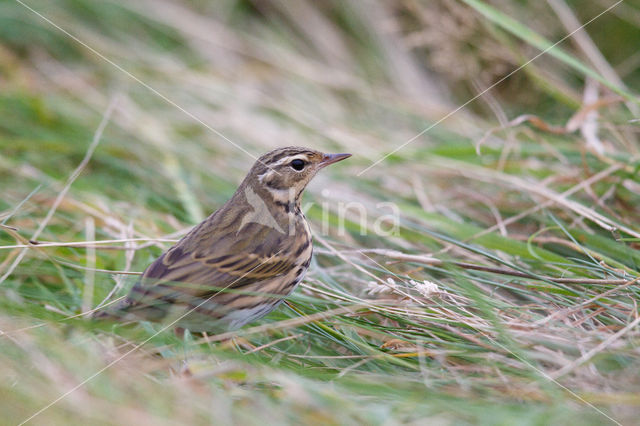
top-left (97, 147), bottom-right (351, 333)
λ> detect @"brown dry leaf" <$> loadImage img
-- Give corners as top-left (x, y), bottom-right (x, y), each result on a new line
top-left (380, 338), bottom-right (419, 352)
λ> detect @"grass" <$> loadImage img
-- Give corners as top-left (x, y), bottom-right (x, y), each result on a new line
top-left (1, 0), bottom-right (639, 424)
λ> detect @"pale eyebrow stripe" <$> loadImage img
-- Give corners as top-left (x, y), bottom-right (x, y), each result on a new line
top-left (271, 154), bottom-right (310, 166)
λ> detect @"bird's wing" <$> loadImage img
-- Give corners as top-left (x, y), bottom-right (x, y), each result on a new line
top-left (128, 211), bottom-right (296, 306)
top-left (141, 247), bottom-right (295, 294)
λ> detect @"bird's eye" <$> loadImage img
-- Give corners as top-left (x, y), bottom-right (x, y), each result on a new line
top-left (290, 159), bottom-right (305, 171)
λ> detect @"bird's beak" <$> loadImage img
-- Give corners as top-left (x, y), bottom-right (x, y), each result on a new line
top-left (319, 153), bottom-right (351, 168)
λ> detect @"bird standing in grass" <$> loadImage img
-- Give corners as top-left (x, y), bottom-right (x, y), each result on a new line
top-left (98, 147), bottom-right (350, 332)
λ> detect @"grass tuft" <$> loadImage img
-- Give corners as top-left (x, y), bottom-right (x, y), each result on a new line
top-left (1, 0), bottom-right (639, 424)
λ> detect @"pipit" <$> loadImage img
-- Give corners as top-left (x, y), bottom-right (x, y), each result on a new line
top-left (98, 147), bottom-right (350, 332)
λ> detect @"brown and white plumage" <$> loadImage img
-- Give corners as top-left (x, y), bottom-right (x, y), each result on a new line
top-left (100, 147), bottom-right (350, 332)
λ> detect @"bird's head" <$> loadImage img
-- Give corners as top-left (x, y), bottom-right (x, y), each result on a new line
top-left (245, 147), bottom-right (351, 206)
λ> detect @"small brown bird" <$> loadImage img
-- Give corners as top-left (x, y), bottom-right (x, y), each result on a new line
top-left (101, 147), bottom-right (350, 332)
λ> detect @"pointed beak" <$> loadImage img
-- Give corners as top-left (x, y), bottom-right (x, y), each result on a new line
top-left (319, 153), bottom-right (351, 168)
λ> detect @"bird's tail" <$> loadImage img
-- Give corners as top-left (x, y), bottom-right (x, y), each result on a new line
top-left (90, 298), bottom-right (131, 320)
top-left (91, 309), bottom-right (115, 320)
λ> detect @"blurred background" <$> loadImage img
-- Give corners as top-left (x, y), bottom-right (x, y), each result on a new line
top-left (1, 0), bottom-right (639, 424)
